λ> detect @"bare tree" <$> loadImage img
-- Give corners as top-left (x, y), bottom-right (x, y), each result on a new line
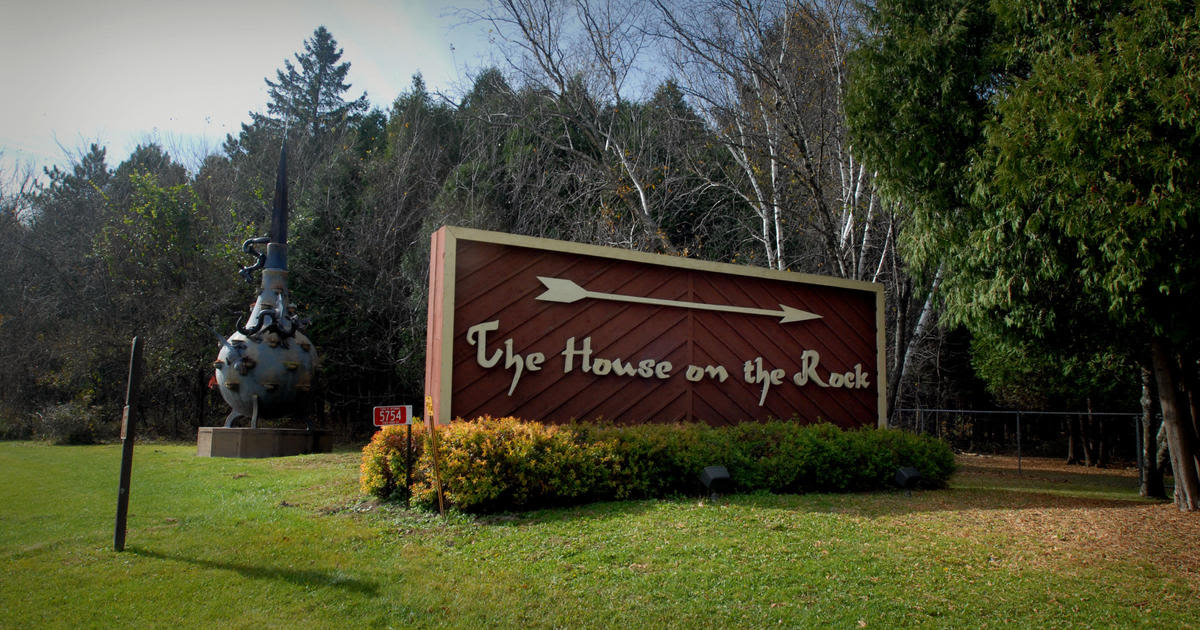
top-left (654, 0), bottom-right (942, 420)
top-left (0, 154), bottom-right (39, 222)
top-left (480, 0), bottom-right (698, 253)
top-left (655, 0), bottom-right (865, 272)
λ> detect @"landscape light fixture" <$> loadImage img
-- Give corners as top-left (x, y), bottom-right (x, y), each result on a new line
top-left (700, 465), bottom-right (732, 501)
top-left (895, 466), bottom-right (922, 496)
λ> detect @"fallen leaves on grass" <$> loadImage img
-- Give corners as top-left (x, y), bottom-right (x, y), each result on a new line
top-left (907, 456), bottom-right (1200, 591)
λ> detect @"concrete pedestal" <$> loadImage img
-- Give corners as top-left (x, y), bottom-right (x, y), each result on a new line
top-left (196, 427), bottom-right (333, 458)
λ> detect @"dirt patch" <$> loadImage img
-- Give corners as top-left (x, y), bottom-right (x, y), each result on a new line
top-left (956, 452), bottom-right (1140, 480)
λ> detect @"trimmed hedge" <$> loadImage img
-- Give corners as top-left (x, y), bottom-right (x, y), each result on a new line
top-left (360, 417), bottom-right (956, 513)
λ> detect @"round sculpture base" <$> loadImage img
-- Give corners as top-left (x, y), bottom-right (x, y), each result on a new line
top-left (196, 427), bottom-right (332, 458)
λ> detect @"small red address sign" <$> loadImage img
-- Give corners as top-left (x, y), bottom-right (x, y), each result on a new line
top-left (373, 405), bottom-right (412, 426)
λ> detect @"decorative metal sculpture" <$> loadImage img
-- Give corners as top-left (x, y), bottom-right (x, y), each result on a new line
top-left (213, 145), bottom-right (316, 427)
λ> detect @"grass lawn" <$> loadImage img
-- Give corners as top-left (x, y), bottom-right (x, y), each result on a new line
top-left (1, 441), bottom-right (1196, 629)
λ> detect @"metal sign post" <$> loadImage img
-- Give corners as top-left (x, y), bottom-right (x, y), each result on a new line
top-left (405, 422), bottom-right (411, 508)
top-left (114, 337), bottom-right (144, 552)
top-left (1016, 410), bottom-right (1022, 475)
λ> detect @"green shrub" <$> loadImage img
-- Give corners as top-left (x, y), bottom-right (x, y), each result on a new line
top-left (360, 423), bottom-right (427, 502)
top-left (413, 416), bottom-right (611, 512)
top-left (33, 402), bottom-right (101, 445)
top-left (0, 403), bottom-right (36, 440)
top-left (361, 417), bottom-right (957, 513)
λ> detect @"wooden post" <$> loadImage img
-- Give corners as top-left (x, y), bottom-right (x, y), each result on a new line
top-left (405, 423), bottom-right (412, 509)
top-left (114, 337), bottom-right (144, 552)
top-left (425, 396), bottom-right (446, 515)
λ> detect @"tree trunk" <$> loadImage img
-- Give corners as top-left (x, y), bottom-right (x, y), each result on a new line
top-left (887, 279), bottom-right (909, 424)
top-left (189, 368), bottom-right (206, 439)
top-left (1080, 413), bottom-right (1096, 467)
top-left (1185, 357), bottom-right (1200, 440)
top-left (1088, 398), bottom-right (1110, 468)
top-left (888, 269), bottom-right (941, 424)
top-left (1151, 337), bottom-right (1200, 511)
top-left (1065, 416), bottom-right (1080, 465)
top-left (1140, 365), bottom-right (1166, 498)
top-left (1158, 422), bottom-right (1170, 471)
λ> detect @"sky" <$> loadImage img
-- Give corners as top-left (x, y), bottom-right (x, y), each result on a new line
top-left (0, 0), bottom-right (496, 181)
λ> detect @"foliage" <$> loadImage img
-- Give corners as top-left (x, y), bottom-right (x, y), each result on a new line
top-left (362, 417), bottom-right (956, 513)
top-left (31, 401), bottom-right (103, 445)
top-left (0, 404), bottom-right (34, 440)
top-left (721, 421), bottom-right (956, 494)
top-left (847, 0), bottom-right (1200, 357)
top-left (976, 0), bottom-right (1200, 339)
top-left (0, 141), bottom-right (249, 438)
top-left (3, 14), bottom-right (954, 445)
top-left (257, 25), bottom-right (369, 137)
top-left (847, 0), bottom-right (1200, 507)
top-left (969, 328), bottom-right (1139, 410)
top-left (359, 422), bottom-right (426, 501)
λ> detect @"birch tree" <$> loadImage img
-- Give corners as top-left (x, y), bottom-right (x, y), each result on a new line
top-left (481, 0), bottom-right (702, 253)
top-left (656, 0), bottom-right (940, 416)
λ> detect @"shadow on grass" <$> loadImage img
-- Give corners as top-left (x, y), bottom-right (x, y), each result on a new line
top-left (468, 474), bottom-right (1161, 527)
top-left (128, 547), bottom-right (378, 596)
top-left (707, 468), bottom-right (1164, 519)
top-left (399, 455), bottom-right (1165, 526)
top-left (440, 490), bottom-right (1142, 528)
top-left (487, 498), bottom-right (667, 526)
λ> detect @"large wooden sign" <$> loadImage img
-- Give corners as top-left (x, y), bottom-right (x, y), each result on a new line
top-left (424, 227), bottom-right (886, 428)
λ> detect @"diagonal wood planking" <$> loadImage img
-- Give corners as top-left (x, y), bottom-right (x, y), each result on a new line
top-left (426, 227), bottom-right (884, 428)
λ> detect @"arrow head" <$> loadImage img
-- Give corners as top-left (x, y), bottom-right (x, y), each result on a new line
top-left (779, 304), bottom-right (822, 324)
top-left (536, 276), bottom-right (589, 304)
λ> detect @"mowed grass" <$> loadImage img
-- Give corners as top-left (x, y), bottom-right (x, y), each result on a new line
top-left (1, 442), bottom-right (1196, 629)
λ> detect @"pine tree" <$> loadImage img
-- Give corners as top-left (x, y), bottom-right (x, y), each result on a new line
top-left (254, 26), bottom-right (369, 138)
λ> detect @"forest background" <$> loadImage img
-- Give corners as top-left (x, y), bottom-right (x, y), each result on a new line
top-left (1, 0), bottom-right (1195, 507)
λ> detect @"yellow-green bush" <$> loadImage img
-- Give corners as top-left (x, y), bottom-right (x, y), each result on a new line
top-left (361, 417), bottom-right (956, 513)
top-left (360, 422), bottom-right (426, 502)
top-left (411, 416), bottom-right (611, 512)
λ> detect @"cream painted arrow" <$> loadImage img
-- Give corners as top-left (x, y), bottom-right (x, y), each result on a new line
top-left (535, 276), bottom-right (822, 324)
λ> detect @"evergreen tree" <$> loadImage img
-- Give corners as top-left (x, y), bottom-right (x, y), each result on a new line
top-left (847, 0), bottom-right (1200, 508)
top-left (254, 25), bottom-right (369, 138)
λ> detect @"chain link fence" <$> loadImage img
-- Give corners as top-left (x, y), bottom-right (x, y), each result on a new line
top-left (893, 408), bottom-right (1147, 474)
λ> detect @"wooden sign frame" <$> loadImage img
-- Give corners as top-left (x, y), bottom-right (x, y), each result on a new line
top-left (424, 226), bottom-right (886, 428)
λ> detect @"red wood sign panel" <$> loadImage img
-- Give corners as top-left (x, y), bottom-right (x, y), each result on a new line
top-left (424, 227), bottom-right (886, 428)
